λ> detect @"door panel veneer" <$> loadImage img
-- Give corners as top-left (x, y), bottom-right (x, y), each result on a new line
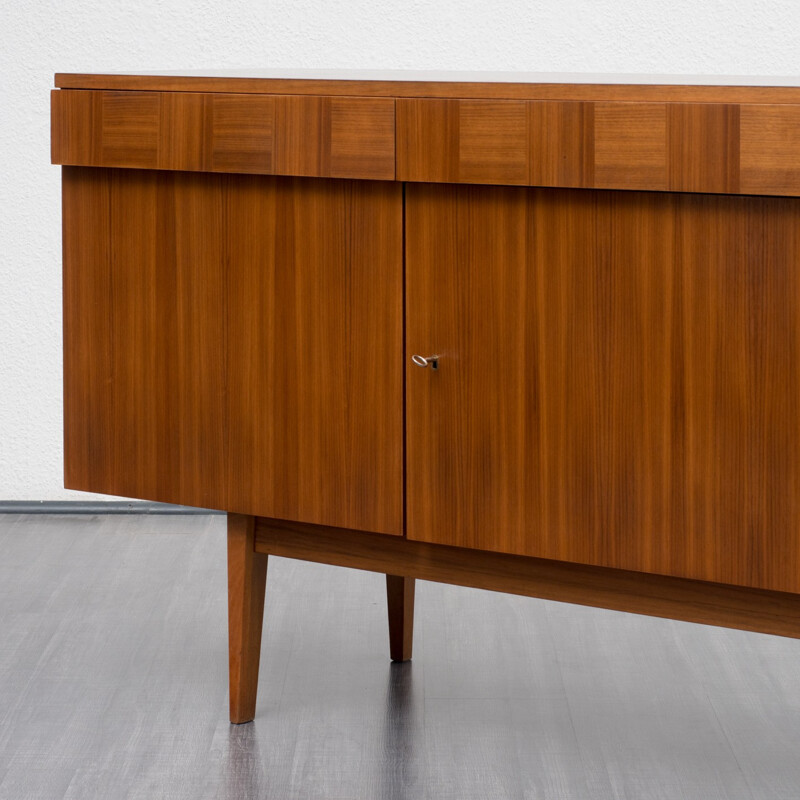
top-left (406, 183), bottom-right (800, 593)
top-left (225, 177), bottom-right (404, 534)
top-left (63, 168), bottom-right (404, 533)
top-left (62, 167), bottom-right (227, 509)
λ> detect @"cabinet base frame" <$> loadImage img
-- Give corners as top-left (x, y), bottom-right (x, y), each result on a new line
top-left (229, 513), bottom-right (800, 723)
top-left (253, 516), bottom-right (800, 639)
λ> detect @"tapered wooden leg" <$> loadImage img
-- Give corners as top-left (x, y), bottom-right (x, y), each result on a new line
top-left (227, 513), bottom-right (268, 724)
top-left (386, 575), bottom-right (415, 661)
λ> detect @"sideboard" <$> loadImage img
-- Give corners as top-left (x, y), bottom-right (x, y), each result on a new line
top-left (52, 71), bottom-right (800, 723)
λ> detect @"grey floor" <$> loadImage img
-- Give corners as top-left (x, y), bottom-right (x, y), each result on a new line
top-left (1, 515), bottom-right (799, 800)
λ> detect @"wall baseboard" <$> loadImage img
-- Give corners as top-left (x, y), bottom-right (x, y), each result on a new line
top-left (0, 501), bottom-right (223, 515)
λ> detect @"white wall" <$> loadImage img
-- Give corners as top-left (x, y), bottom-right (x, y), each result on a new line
top-left (2, 0), bottom-right (800, 501)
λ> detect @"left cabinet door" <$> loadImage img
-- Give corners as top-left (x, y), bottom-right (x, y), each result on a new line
top-left (63, 167), bottom-right (404, 535)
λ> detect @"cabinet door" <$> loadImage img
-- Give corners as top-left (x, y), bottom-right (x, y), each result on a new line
top-left (63, 168), bottom-right (403, 535)
top-left (405, 182), bottom-right (800, 592)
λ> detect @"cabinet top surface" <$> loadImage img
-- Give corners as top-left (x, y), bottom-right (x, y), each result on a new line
top-left (54, 69), bottom-right (800, 103)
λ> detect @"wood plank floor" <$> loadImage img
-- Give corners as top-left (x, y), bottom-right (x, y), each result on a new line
top-left (0, 513), bottom-right (799, 799)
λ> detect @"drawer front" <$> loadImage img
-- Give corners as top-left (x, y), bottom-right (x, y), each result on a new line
top-left (51, 90), bottom-right (395, 180)
top-left (397, 98), bottom-right (800, 196)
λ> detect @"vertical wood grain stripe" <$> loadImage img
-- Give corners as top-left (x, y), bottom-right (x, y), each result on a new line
top-left (63, 168), bottom-right (405, 533)
top-left (667, 103), bottom-right (740, 193)
top-left (395, 98), bottom-right (461, 182)
top-left (405, 182), bottom-right (800, 592)
top-left (529, 101), bottom-right (595, 187)
top-left (458, 101), bottom-right (529, 185)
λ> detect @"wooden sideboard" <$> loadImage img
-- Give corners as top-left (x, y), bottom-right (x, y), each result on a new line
top-left (52, 71), bottom-right (800, 724)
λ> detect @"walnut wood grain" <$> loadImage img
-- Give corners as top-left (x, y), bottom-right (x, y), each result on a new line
top-left (396, 98), bottom-right (632, 190)
top-left (62, 167), bottom-right (228, 510)
top-left (406, 183), bottom-right (800, 593)
top-left (56, 72), bottom-right (800, 731)
top-left (459, 101), bottom-right (530, 185)
top-left (740, 103), bottom-right (800, 195)
top-left (54, 88), bottom-right (800, 195)
top-left (54, 72), bottom-right (800, 104)
top-left (225, 177), bottom-right (404, 535)
top-left (62, 168), bottom-right (404, 533)
top-left (52, 90), bottom-right (395, 180)
top-left (209, 93), bottom-right (274, 173)
top-left (594, 102), bottom-right (667, 190)
top-left (254, 517), bottom-right (800, 640)
top-left (667, 103), bottom-right (740, 193)
top-left (227, 513), bottom-right (268, 724)
top-left (397, 99), bottom-right (596, 187)
top-left (529, 101), bottom-right (595, 187)
top-left (397, 98), bottom-right (800, 196)
top-left (395, 99), bottom-right (461, 183)
top-left (386, 575), bottom-right (415, 661)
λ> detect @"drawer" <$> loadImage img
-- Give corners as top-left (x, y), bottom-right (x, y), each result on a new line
top-left (397, 98), bottom-right (800, 195)
top-left (51, 90), bottom-right (395, 180)
top-left (397, 98), bottom-right (596, 187)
